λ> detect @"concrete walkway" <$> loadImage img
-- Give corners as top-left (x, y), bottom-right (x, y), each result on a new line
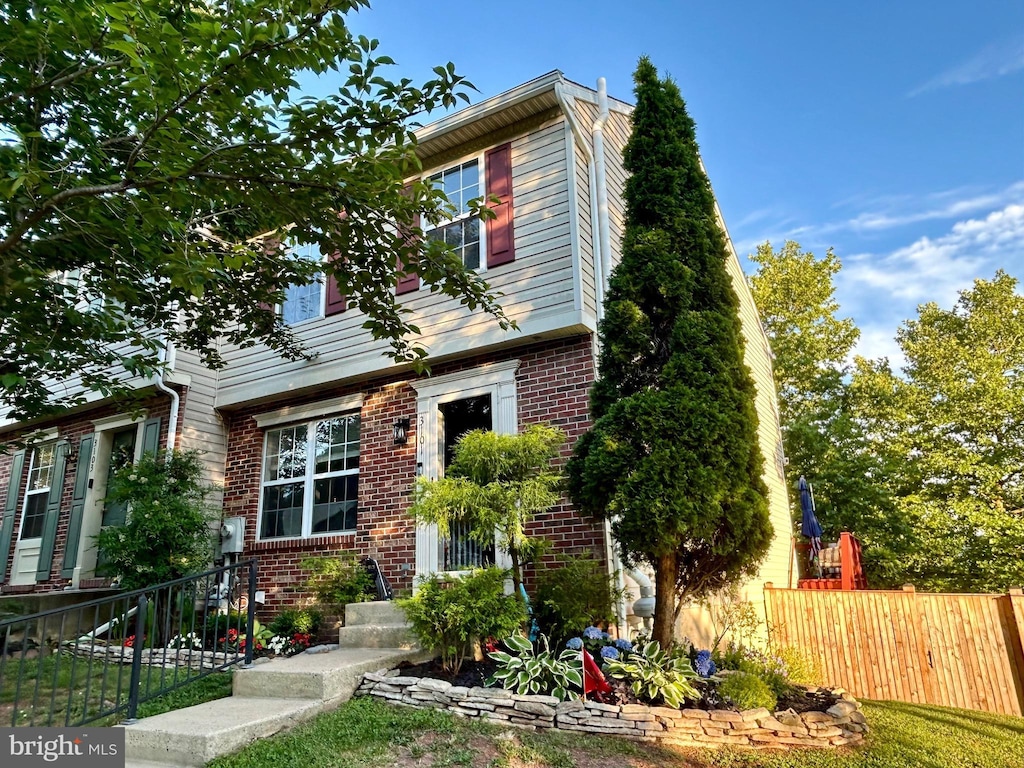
top-left (122, 603), bottom-right (426, 767)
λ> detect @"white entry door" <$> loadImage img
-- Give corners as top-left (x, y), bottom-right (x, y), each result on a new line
top-left (410, 360), bottom-right (519, 580)
top-left (10, 443), bottom-right (58, 586)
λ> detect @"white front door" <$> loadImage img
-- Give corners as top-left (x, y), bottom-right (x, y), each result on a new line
top-left (10, 443), bottom-right (58, 586)
top-left (410, 360), bottom-right (520, 580)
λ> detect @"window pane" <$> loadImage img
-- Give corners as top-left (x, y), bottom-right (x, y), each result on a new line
top-left (463, 242), bottom-right (480, 271)
top-left (444, 222), bottom-right (464, 249)
top-left (261, 482), bottom-right (304, 538)
top-left (462, 162), bottom-right (479, 199)
top-left (312, 476), bottom-right (357, 533)
top-left (264, 431), bottom-right (281, 480)
top-left (21, 492), bottom-right (48, 539)
top-left (282, 279), bottom-right (322, 325)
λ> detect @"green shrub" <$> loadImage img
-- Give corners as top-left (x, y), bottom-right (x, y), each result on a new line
top-left (268, 608), bottom-right (322, 637)
top-left (533, 556), bottom-right (628, 646)
top-left (603, 641), bottom-right (700, 709)
top-left (301, 553), bottom-right (376, 616)
top-left (718, 671), bottom-right (777, 711)
top-left (398, 567), bottom-right (527, 675)
top-left (94, 450), bottom-right (215, 591)
top-left (487, 635), bottom-right (583, 700)
top-left (775, 645), bottom-right (822, 687)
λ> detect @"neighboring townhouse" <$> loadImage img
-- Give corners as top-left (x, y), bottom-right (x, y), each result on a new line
top-left (0, 72), bottom-right (794, 643)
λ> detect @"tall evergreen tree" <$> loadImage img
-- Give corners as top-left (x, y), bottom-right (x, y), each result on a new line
top-left (566, 58), bottom-right (772, 646)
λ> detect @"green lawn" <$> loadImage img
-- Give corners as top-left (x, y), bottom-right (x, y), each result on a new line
top-left (209, 696), bottom-right (1024, 768)
top-left (0, 653), bottom-right (232, 726)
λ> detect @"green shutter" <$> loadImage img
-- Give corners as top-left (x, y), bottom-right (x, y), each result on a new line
top-left (141, 416), bottom-right (162, 456)
top-left (61, 433), bottom-right (95, 578)
top-left (36, 442), bottom-right (68, 581)
top-left (0, 450), bottom-right (27, 582)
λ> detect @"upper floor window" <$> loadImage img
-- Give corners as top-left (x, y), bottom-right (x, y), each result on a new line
top-left (21, 443), bottom-right (56, 540)
top-left (281, 241), bottom-right (324, 326)
top-left (259, 414), bottom-right (360, 540)
top-left (425, 159), bottom-right (482, 270)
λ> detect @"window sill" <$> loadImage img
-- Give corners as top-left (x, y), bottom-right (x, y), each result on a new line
top-left (253, 532), bottom-right (356, 553)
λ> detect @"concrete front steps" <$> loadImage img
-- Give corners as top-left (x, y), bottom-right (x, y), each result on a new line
top-left (123, 602), bottom-right (425, 767)
top-left (337, 600), bottom-right (417, 649)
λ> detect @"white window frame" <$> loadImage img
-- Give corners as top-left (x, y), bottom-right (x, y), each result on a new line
top-left (18, 442), bottom-right (57, 542)
top-left (423, 151), bottom-right (487, 273)
top-left (256, 411), bottom-right (361, 541)
top-left (280, 240), bottom-right (326, 326)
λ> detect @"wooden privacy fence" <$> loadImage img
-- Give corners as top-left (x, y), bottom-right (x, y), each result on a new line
top-left (764, 584), bottom-right (1024, 717)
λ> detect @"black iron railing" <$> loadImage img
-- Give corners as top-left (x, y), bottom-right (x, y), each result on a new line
top-left (0, 559), bottom-right (256, 726)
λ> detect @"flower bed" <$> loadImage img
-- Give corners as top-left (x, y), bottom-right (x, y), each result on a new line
top-left (355, 669), bottom-right (867, 750)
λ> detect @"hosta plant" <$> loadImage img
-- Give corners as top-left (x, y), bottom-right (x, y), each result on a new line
top-left (487, 635), bottom-right (584, 701)
top-left (603, 640), bottom-right (700, 708)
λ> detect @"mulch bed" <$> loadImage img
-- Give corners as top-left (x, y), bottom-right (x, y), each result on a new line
top-left (395, 657), bottom-right (841, 714)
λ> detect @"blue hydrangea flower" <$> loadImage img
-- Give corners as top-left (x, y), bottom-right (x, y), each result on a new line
top-left (694, 649), bottom-right (717, 677)
top-left (582, 626), bottom-right (604, 640)
top-left (614, 639), bottom-right (633, 653)
top-left (565, 637), bottom-right (583, 651)
top-left (600, 646), bottom-right (619, 661)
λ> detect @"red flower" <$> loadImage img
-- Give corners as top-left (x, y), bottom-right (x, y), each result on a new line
top-left (227, 629), bottom-right (239, 641)
top-left (124, 635), bottom-right (135, 648)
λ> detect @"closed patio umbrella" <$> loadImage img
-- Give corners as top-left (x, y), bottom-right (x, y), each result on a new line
top-left (799, 476), bottom-right (823, 577)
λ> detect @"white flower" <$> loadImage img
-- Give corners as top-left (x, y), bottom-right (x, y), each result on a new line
top-left (128, 474), bottom-right (138, 481)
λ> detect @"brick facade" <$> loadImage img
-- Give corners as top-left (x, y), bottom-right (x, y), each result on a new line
top-left (222, 335), bottom-right (606, 616)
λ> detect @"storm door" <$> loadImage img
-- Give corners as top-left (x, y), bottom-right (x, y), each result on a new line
top-left (438, 395), bottom-right (495, 571)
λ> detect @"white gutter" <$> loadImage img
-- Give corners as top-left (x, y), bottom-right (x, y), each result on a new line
top-left (553, 81), bottom-right (605, 319)
top-left (593, 78), bottom-right (613, 298)
top-left (627, 567), bottom-right (656, 636)
top-left (154, 338), bottom-right (180, 454)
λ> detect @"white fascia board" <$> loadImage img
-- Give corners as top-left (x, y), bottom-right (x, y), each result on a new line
top-left (415, 71), bottom-right (565, 145)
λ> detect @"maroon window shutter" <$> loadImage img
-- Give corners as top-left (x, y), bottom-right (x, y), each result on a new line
top-left (324, 250), bottom-right (347, 316)
top-left (396, 184), bottom-right (420, 295)
top-left (485, 143), bottom-right (515, 268)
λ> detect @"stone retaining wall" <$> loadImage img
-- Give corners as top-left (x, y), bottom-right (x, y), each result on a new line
top-left (355, 671), bottom-right (867, 750)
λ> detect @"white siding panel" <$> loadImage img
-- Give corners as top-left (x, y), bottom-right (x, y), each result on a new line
top-left (217, 119), bottom-right (577, 407)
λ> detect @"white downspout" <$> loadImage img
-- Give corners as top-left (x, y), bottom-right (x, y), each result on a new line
top-left (154, 338), bottom-right (180, 454)
top-left (593, 78), bottom-right (612, 298)
top-left (590, 78), bottom-right (631, 636)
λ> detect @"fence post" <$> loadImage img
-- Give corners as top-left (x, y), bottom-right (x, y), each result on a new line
top-left (244, 561), bottom-right (257, 668)
top-left (124, 593), bottom-right (148, 724)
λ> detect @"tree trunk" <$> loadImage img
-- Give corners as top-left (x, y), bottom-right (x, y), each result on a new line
top-left (652, 552), bottom-right (678, 647)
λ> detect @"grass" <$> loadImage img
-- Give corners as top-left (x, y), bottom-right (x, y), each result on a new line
top-left (208, 696), bottom-right (1024, 768)
top-left (0, 652), bottom-right (233, 726)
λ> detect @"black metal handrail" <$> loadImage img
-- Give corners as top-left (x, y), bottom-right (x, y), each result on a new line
top-left (0, 559), bottom-right (256, 726)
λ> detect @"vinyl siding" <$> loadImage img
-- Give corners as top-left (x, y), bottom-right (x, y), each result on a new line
top-left (172, 349), bottom-right (226, 502)
top-left (216, 117), bottom-right (582, 409)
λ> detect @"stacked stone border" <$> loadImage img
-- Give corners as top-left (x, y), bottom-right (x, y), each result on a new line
top-left (355, 670), bottom-right (867, 750)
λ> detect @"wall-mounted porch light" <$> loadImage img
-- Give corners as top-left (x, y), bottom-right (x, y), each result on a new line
top-left (393, 417), bottom-right (410, 445)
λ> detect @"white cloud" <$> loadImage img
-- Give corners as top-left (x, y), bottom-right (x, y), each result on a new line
top-left (843, 202), bottom-right (1024, 305)
top-left (909, 36), bottom-right (1024, 97)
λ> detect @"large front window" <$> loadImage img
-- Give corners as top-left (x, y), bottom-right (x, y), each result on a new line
top-left (425, 159), bottom-right (482, 270)
top-left (260, 414), bottom-right (360, 539)
top-left (21, 443), bottom-right (56, 540)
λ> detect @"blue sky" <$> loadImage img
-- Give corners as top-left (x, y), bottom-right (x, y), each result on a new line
top-left (304, 1), bottom-right (1023, 364)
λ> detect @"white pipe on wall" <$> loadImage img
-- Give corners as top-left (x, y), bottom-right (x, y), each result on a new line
top-left (154, 339), bottom-right (179, 454)
top-left (593, 78), bottom-right (612, 298)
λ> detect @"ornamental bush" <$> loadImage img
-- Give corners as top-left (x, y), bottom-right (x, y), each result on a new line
top-left (300, 552), bottom-right (376, 621)
top-left (718, 671), bottom-right (777, 711)
top-left (399, 567), bottom-right (526, 675)
top-left (533, 556), bottom-right (628, 647)
top-left (603, 640), bottom-right (700, 708)
top-left (94, 450), bottom-right (215, 591)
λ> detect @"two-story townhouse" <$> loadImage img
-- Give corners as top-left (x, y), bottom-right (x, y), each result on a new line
top-left (0, 72), bottom-right (794, 643)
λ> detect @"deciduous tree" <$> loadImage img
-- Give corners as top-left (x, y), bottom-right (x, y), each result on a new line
top-left (566, 58), bottom-right (772, 646)
top-left (1, 0), bottom-right (509, 420)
